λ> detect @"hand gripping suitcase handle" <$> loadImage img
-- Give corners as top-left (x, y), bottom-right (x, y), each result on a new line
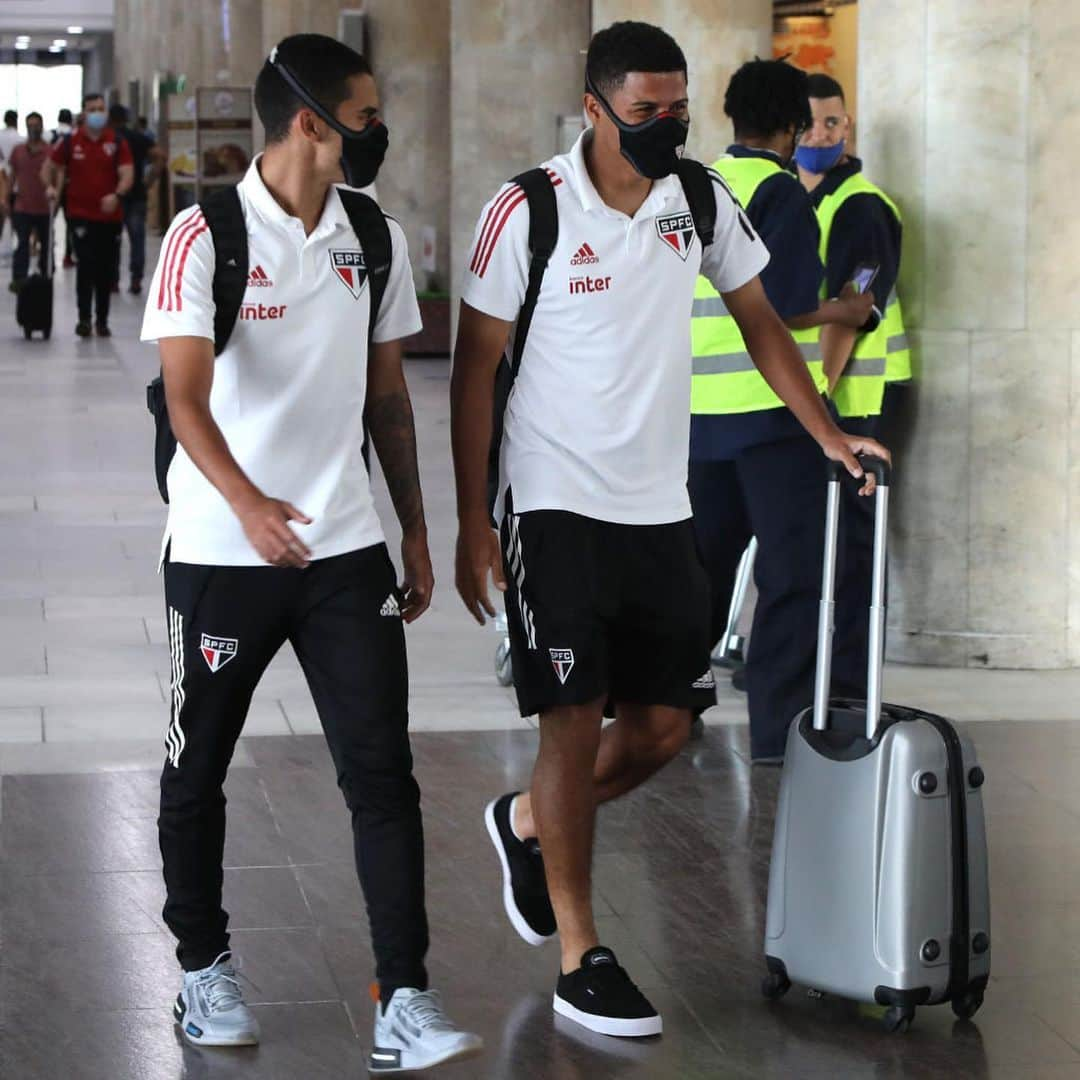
top-left (813, 454), bottom-right (891, 740)
top-left (826, 456), bottom-right (891, 487)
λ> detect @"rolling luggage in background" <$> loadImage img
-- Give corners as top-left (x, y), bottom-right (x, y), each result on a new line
top-left (762, 457), bottom-right (990, 1033)
top-left (16, 213), bottom-right (54, 340)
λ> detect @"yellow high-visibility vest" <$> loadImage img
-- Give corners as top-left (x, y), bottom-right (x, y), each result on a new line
top-left (816, 172), bottom-right (904, 417)
top-left (691, 155), bottom-right (827, 415)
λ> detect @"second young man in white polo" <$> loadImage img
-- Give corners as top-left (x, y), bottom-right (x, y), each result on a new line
top-left (141, 33), bottom-right (481, 1074)
top-left (451, 20), bottom-right (889, 1038)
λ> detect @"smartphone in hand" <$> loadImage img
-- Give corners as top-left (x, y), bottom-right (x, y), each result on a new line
top-left (850, 261), bottom-right (880, 295)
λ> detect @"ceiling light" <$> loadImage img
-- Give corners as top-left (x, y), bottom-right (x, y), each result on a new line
top-left (52, 38), bottom-right (67, 47)
top-left (14, 42), bottom-right (28, 50)
top-left (48, 45), bottom-right (62, 53)
top-left (67, 26), bottom-right (83, 34)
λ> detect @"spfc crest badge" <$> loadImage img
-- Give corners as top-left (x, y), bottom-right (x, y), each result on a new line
top-left (549, 648), bottom-right (575, 685)
top-left (655, 212), bottom-right (695, 261)
top-left (200, 634), bottom-right (238, 673)
top-left (330, 249), bottom-right (368, 299)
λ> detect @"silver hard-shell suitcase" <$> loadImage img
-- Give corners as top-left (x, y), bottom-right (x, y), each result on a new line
top-left (762, 458), bottom-right (990, 1032)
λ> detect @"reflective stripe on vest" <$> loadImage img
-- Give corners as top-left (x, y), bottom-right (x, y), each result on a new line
top-left (883, 287), bottom-right (912, 383)
top-left (690, 155), bottom-right (828, 415)
top-left (816, 173), bottom-right (901, 417)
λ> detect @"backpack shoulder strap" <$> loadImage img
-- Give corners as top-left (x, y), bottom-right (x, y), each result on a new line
top-left (198, 186), bottom-right (248, 357)
top-left (62, 133), bottom-right (73, 165)
top-left (336, 187), bottom-right (392, 346)
top-left (509, 167), bottom-right (558, 377)
top-left (675, 158), bottom-right (716, 248)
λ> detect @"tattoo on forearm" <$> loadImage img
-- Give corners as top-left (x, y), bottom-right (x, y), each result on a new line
top-left (366, 389), bottom-right (425, 533)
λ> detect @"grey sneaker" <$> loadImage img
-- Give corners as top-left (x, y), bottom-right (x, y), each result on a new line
top-left (369, 987), bottom-right (483, 1073)
top-left (174, 951), bottom-right (260, 1046)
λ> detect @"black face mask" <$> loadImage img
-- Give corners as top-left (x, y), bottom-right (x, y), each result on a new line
top-left (270, 48), bottom-right (389, 188)
top-left (585, 73), bottom-right (689, 180)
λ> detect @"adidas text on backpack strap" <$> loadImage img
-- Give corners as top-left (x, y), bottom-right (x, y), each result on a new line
top-left (199, 186), bottom-right (249, 357)
top-left (675, 159), bottom-right (717, 248)
top-left (509, 167), bottom-right (559, 378)
top-left (336, 187), bottom-right (393, 348)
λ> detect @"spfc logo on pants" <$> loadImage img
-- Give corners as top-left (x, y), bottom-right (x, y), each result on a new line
top-left (330, 249), bottom-right (368, 299)
top-left (656, 212), bottom-right (695, 261)
top-left (200, 634), bottom-right (238, 673)
top-left (549, 648), bottom-right (575, 685)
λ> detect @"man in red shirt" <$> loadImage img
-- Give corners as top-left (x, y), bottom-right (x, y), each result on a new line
top-left (8, 112), bottom-right (51, 291)
top-left (43, 92), bottom-right (133, 336)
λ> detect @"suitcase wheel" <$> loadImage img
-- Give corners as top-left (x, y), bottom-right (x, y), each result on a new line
top-left (761, 971), bottom-right (791, 1001)
top-left (882, 1005), bottom-right (915, 1034)
top-left (951, 990), bottom-right (983, 1021)
top-left (23, 326), bottom-right (30, 340)
top-left (43, 325), bottom-right (51, 340)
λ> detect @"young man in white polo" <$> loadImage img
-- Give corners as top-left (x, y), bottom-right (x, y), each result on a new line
top-left (141, 34), bottom-right (480, 1073)
top-left (451, 21), bottom-right (889, 1038)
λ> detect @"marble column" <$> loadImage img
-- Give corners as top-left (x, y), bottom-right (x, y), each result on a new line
top-left (115, 0), bottom-right (264, 101)
top-left (364, 1), bottom-right (452, 292)
top-left (449, 0), bottom-right (591, 301)
top-left (591, 0), bottom-right (773, 164)
top-left (859, 0), bottom-right (1080, 668)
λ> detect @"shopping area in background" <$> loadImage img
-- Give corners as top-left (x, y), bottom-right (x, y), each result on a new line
top-left (0, 100), bottom-right (161, 331)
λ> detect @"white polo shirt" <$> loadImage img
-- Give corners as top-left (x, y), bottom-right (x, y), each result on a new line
top-left (462, 129), bottom-right (769, 525)
top-left (141, 157), bottom-right (422, 566)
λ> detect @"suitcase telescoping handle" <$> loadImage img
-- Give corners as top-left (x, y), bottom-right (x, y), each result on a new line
top-left (812, 455), bottom-right (891, 740)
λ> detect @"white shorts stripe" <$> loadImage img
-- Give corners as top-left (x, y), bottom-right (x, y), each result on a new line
top-left (508, 515), bottom-right (537, 650)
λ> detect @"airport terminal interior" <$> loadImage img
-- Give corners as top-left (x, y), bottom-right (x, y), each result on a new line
top-left (2, 1), bottom-right (1080, 1078)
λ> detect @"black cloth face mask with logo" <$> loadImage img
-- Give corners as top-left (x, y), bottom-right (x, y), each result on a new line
top-left (585, 73), bottom-right (689, 180)
top-left (270, 47), bottom-right (388, 188)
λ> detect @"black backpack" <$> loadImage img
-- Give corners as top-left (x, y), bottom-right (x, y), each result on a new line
top-left (486, 159), bottom-right (718, 516)
top-left (146, 185), bottom-right (393, 503)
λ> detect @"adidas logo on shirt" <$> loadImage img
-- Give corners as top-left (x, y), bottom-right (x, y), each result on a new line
top-left (247, 265), bottom-right (273, 287)
top-left (380, 593), bottom-right (401, 618)
top-left (692, 670), bottom-right (716, 690)
top-left (569, 242), bottom-right (599, 266)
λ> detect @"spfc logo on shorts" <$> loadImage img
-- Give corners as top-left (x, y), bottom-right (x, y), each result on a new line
top-left (200, 634), bottom-right (238, 673)
top-left (330, 249), bottom-right (368, 299)
top-left (549, 648), bottom-right (575, 685)
top-left (656, 212), bottom-right (695, 261)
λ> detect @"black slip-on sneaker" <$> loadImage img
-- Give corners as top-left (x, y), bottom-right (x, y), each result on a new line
top-left (484, 792), bottom-right (556, 946)
top-left (553, 947), bottom-right (662, 1038)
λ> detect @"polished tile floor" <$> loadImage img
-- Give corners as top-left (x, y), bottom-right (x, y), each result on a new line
top-left (2, 235), bottom-right (1080, 1077)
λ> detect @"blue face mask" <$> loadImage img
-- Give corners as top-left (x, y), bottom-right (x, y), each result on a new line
top-left (794, 139), bottom-right (845, 175)
top-left (85, 111), bottom-right (107, 132)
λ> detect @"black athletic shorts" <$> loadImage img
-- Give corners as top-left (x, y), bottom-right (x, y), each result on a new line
top-left (500, 506), bottom-right (717, 718)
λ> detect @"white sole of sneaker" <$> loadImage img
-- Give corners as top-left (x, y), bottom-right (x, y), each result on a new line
top-left (552, 993), bottom-right (663, 1038)
top-left (368, 1037), bottom-right (484, 1073)
top-left (484, 797), bottom-right (554, 948)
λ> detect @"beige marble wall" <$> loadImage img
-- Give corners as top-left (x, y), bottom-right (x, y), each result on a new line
top-left (592, 0), bottom-right (772, 165)
top-left (364, 0), bottom-right (452, 292)
top-left (115, 0), bottom-right (265, 102)
top-left (450, 0), bottom-right (591, 301)
top-left (115, 0), bottom-right (451, 289)
top-left (861, 0), bottom-right (1080, 668)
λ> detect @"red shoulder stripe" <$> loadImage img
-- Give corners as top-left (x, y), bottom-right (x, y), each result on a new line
top-left (472, 171), bottom-right (562, 279)
top-left (158, 211), bottom-right (205, 311)
top-left (171, 221), bottom-right (209, 313)
top-left (474, 191), bottom-right (527, 279)
top-left (469, 184), bottom-right (521, 274)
